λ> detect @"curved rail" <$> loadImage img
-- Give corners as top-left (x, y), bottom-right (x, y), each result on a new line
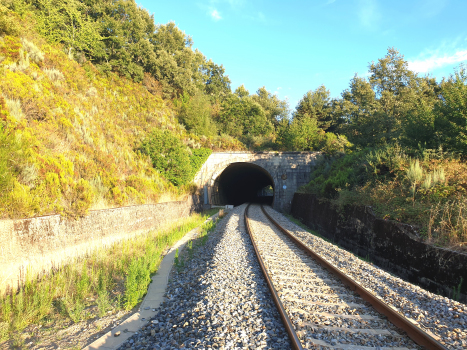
top-left (259, 204), bottom-right (448, 350)
top-left (244, 204), bottom-right (303, 350)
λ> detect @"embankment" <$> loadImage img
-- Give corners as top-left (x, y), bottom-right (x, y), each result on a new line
top-left (0, 197), bottom-right (199, 292)
top-left (291, 193), bottom-right (467, 303)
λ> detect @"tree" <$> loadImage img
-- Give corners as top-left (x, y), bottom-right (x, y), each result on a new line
top-left (293, 85), bottom-right (334, 131)
top-left (284, 116), bottom-right (323, 151)
top-left (252, 86), bottom-right (289, 128)
top-left (338, 75), bottom-right (383, 146)
top-left (201, 59), bottom-right (231, 100)
top-left (234, 85), bottom-right (249, 98)
top-left (434, 65), bottom-right (467, 154)
top-left (336, 48), bottom-right (440, 148)
top-left (175, 91), bottom-right (217, 137)
top-left (32, 0), bottom-right (103, 58)
top-left (217, 94), bottom-right (273, 138)
top-left (139, 129), bottom-right (191, 186)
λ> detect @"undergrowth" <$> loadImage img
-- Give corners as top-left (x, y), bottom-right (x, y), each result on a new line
top-left (174, 210), bottom-right (223, 272)
top-left (302, 145), bottom-right (467, 247)
top-left (0, 211), bottom-right (214, 344)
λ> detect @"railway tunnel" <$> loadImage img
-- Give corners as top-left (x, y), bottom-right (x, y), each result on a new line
top-left (211, 162), bottom-right (275, 206)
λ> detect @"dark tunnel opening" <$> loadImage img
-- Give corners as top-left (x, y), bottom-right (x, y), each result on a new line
top-left (212, 163), bottom-right (275, 206)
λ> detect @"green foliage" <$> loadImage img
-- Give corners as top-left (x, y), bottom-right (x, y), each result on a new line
top-left (294, 85), bottom-right (334, 131)
top-left (303, 144), bottom-right (467, 246)
top-left (303, 150), bottom-right (369, 197)
top-left (139, 129), bottom-right (192, 186)
top-left (434, 65), bottom-right (467, 154)
top-left (175, 91), bottom-right (217, 136)
top-left (124, 258), bottom-right (150, 310)
top-left (336, 48), bottom-right (441, 149)
top-left (189, 147), bottom-right (212, 179)
top-left (217, 94), bottom-right (273, 139)
top-left (252, 86), bottom-right (289, 128)
top-left (283, 116), bottom-right (323, 151)
top-left (139, 130), bottom-right (211, 186)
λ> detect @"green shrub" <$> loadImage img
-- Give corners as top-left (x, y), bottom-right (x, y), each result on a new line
top-left (139, 129), bottom-right (192, 186)
top-left (140, 130), bottom-right (211, 187)
top-left (189, 147), bottom-right (212, 179)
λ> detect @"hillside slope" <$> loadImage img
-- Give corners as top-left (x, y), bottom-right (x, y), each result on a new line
top-left (0, 6), bottom-right (203, 219)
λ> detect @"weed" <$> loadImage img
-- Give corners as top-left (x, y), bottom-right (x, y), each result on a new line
top-left (406, 159), bottom-right (424, 204)
top-left (20, 38), bottom-right (44, 63)
top-left (452, 277), bottom-right (463, 301)
top-left (63, 294), bottom-right (85, 323)
top-left (43, 67), bottom-right (64, 82)
top-left (96, 290), bottom-right (111, 317)
top-left (0, 212), bottom-right (211, 343)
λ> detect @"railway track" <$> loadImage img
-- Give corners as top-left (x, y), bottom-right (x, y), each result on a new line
top-left (244, 203), bottom-right (448, 350)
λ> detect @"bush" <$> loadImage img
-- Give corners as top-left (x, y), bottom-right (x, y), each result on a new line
top-left (0, 5), bottom-right (20, 36)
top-left (189, 147), bottom-right (212, 179)
top-left (0, 125), bottom-right (29, 214)
top-left (139, 129), bottom-right (192, 186)
top-left (140, 129), bottom-right (212, 186)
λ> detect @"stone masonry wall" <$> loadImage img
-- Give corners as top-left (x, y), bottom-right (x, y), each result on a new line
top-left (0, 198), bottom-right (196, 292)
top-left (291, 192), bottom-right (467, 303)
top-left (194, 152), bottom-right (319, 213)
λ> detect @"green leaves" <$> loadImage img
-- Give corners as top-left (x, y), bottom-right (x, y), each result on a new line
top-left (217, 94), bottom-right (273, 139)
top-left (34, 0), bottom-right (102, 57)
top-left (175, 91), bottom-right (217, 137)
top-left (139, 129), bottom-right (211, 186)
top-left (434, 65), bottom-right (467, 154)
top-left (139, 129), bottom-right (192, 186)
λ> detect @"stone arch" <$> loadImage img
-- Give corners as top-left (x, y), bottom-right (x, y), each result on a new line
top-left (194, 152), bottom-right (319, 212)
top-left (210, 161), bottom-right (277, 207)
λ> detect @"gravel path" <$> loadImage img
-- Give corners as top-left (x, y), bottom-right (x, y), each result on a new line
top-left (264, 205), bottom-right (467, 350)
top-left (117, 204), bottom-right (290, 349)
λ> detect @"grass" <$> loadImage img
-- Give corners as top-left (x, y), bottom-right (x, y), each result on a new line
top-left (303, 145), bottom-right (467, 249)
top-left (173, 216), bottom-right (219, 272)
top-left (0, 211), bottom-right (216, 345)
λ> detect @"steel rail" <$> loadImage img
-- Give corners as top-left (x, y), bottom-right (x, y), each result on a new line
top-left (260, 204), bottom-right (448, 350)
top-left (244, 204), bottom-right (304, 350)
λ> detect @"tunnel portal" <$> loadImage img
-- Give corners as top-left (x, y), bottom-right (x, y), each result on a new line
top-left (212, 162), bottom-right (275, 206)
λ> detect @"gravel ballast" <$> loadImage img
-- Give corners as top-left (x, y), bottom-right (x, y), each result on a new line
top-left (117, 204), bottom-right (290, 349)
top-left (264, 206), bottom-right (467, 350)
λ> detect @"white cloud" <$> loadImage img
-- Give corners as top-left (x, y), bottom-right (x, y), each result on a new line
top-left (210, 8), bottom-right (222, 21)
top-left (408, 49), bottom-right (467, 73)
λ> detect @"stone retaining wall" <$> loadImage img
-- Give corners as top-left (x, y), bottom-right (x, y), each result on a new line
top-left (0, 198), bottom-right (196, 292)
top-left (291, 193), bottom-right (467, 303)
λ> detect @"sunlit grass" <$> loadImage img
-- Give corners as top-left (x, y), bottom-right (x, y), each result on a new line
top-left (0, 210), bottom-right (219, 343)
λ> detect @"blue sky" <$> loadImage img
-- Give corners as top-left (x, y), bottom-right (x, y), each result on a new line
top-left (139, 0), bottom-right (467, 113)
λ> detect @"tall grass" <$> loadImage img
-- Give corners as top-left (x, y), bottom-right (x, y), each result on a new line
top-left (0, 211), bottom-right (217, 343)
top-left (304, 144), bottom-right (467, 248)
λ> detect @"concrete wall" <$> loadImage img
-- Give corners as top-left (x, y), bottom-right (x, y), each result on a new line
top-left (0, 199), bottom-right (195, 292)
top-left (291, 193), bottom-right (467, 303)
top-left (194, 152), bottom-right (320, 213)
